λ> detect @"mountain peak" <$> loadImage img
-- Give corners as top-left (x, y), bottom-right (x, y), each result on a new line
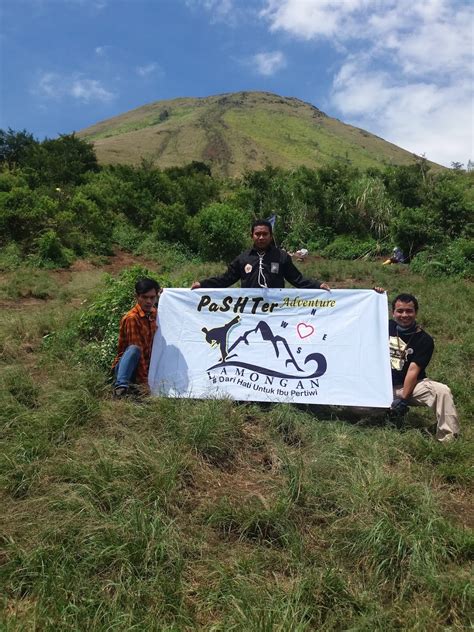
top-left (78, 91), bottom-right (435, 176)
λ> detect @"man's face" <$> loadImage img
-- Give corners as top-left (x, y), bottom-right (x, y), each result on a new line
top-left (252, 225), bottom-right (272, 251)
top-left (392, 300), bottom-right (417, 328)
top-left (137, 289), bottom-right (158, 313)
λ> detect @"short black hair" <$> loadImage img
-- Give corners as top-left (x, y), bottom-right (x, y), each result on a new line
top-left (251, 219), bottom-right (273, 234)
top-left (392, 293), bottom-right (419, 311)
top-left (135, 277), bottom-right (160, 295)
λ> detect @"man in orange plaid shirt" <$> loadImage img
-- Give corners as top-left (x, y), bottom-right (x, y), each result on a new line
top-left (112, 277), bottom-right (160, 397)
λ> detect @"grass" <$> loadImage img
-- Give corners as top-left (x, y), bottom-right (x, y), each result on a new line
top-left (224, 108), bottom-right (379, 170)
top-left (0, 268), bottom-right (61, 301)
top-left (79, 91), bottom-right (433, 175)
top-left (1, 254), bottom-right (472, 630)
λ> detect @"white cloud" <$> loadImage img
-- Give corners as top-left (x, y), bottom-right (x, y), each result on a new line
top-left (33, 71), bottom-right (115, 103)
top-left (389, 9), bottom-right (473, 77)
top-left (36, 72), bottom-right (60, 99)
top-left (261, 0), bottom-right (370, 40)
top-left (331, 57), bottom-right (473, 166)
top-left (95, 45), bottom-right (109, 56)
top-left (185, 0), bottom-right (236, 23)
top-left (136, 62), bottom-right (161, 77)
top-left (260, 0), bottom-right (473, 166)
top-left (252, 50), bottom-right (286, 76)
top-left (70, 78), bottom-right (114, 103)
top-left (261, 0), bottom-right (473, 76)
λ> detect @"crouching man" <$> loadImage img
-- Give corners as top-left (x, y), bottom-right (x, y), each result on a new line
top-left (390, 293), bottom-right (460, 442)
top-left (112, 277), bottom-right (160, 397)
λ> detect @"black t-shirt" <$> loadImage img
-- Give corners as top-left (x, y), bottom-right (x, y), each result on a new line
top-left (389, 320), bottom-right (434, 386)
top-left (199, 245), bottom-right (322, 289)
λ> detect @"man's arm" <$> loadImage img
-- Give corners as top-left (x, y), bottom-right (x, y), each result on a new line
top-left (391, 362), bottom-right (422, 414)
top-left (401, 362), bottom-right (422, 400)
top-left (283, 256), bottom-right (330, 291)
top-left (191, 256), bottom-right (241, 289)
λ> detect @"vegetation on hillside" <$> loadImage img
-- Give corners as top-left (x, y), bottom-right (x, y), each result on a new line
top-left (1, 254), bottom-right (472, 630)
top-left (1, 128), bottom-right (472, 279)
top-left (77, 92), bottom-right (441, 176)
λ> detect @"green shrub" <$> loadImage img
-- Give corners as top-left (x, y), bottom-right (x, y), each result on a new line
top-left (152, 202), bottom-right (188, 243)
top-left (391, 205), bottom-right (442, 257)
top-left (321, 235), bottom-right (378, 260)
top-left (0, 242), bottom-right (23, 270)
top-left (0, 169), bottom-right (28, 192)
top-left (34, 229), bottom-right (74, 268)
top-left (305, 227), bottom-right (335, 253)
top-left (187, 202), bottom-right (251, 261)
top-left (411, 239), bottom-right (474, 278)
top-left (136, 239), bottom-right (200, 273)
top-left (66, 191), bottom-right (114, 254)
top-left (111, 220), bottom-right (147, 251)
top-left (0, 187), bottom-right (57, 245)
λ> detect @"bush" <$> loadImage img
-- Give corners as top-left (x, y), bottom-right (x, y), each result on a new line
top-left (305, 227), bottom-right (335, 253)
top-left (187, 202), bottom-right (251, 261)
top-left (34, 230), bottom-right (74, 268)
top-left (66, 191), bottom-right (114, 254)
top-left (0, 187), bottom-right (57, 245)
top-left (391, 205), bottom-right (441, 257)
top-left (410, 239), bottom-right (474, 278)
top-left (136, 239), bottom-right (200, 273)
top-left (111, 220), bottom-right (147, 252)
top-left (152, 202), bottom-right (188, 243)
top-left (321, 235), bottom-right (378, 260)
top-left (0, 242), bottom-right (23, 270)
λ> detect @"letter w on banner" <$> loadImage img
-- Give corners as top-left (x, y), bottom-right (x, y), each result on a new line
top-left (148, 289), bottom-right (392, 407)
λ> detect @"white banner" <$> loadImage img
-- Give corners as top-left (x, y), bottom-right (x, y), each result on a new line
top-left (149, 288), bottom-right (392, 407)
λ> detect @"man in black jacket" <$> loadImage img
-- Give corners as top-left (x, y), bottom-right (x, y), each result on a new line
top-left (191, 219), bottom-right (330, 290)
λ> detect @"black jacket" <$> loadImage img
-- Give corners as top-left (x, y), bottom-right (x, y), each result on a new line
top-left (199, 245), bottom-right (322, 289)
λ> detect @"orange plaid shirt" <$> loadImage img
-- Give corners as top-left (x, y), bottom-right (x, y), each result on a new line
top-left (112, 303), bottom-right (157, 383)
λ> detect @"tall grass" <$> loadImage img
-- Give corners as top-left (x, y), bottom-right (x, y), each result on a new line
top-left (1, 258), bottom-right (472, 630)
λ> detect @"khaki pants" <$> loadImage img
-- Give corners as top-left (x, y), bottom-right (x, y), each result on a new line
top-left (393, 378), bottom-right (460, 442)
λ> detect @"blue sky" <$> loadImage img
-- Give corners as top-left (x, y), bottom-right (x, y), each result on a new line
top-left (1, 0), bottom-right (472, 167)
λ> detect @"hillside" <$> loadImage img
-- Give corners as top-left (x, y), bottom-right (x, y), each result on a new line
top-left (78, 91), bottom-right (435, 176)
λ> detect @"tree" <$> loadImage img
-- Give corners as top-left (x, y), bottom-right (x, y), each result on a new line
top-left (187, 203), bottom-right (251, 260)
top-left (0, 128), bottom-right (38, 169)
top-left (383, 163), bottom-right (429, 208)
top-left (33, 134), bottom-right (99, 186)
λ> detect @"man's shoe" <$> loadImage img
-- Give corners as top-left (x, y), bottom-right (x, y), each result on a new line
top-left (113, 386), bottom-right (128, 398)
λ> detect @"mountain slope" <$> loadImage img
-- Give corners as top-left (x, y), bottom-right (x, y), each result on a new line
top-left (78, 91), bottom-right (434, 176)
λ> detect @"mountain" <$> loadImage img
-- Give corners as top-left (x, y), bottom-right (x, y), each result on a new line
top-left (78, 91), bottom-right (435, 177)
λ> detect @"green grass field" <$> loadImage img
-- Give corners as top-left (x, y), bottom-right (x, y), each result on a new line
top-left (1, 255), bottom-right (472, 630)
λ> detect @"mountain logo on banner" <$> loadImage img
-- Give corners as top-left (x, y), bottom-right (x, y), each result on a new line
top-left (202, 316), bottom-right (327, 380)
